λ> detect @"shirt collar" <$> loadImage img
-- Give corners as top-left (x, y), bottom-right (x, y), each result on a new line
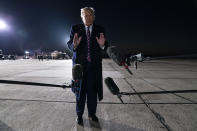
top-left (85, 24), bottom-right (93, 33)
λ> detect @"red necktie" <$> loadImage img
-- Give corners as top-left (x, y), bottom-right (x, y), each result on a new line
top-left (87, 26), bottom-right (91, 62)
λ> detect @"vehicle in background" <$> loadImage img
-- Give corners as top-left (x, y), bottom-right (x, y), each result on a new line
top-left (37, 55), bottom-right (44, 61)
top-left (3, 55), bottom-right (9, 60)
top-left (0, 49), bottom-right (4, 60)
top-left (23, 55), bottom-right (30, 59)
top-left (0, 55), bottom-right (4, 60)
top-left (8, 55), bottom-right (16, 60)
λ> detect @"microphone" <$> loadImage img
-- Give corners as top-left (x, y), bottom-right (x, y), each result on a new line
top-left (72, 64), bottom-right (83, 100)
top-left (104, 77), bottom-right (197, 96)
top-left (72, 64), bottom-right (83, 80)
top-left (104, 77), bottom-right (120, 95)
top-left (106, 46), bottom-right (125, 66)
top-left (0, 79), bottom-right (71, 89)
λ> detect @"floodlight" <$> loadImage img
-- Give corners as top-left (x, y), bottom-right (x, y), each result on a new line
top-left (0, 19), bottom-right (9, 31)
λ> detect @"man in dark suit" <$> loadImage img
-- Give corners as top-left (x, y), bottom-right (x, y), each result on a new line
top-left (67, 7), bottom-right (108, 125)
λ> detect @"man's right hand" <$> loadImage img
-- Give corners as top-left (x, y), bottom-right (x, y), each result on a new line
top-left (73, 33), bottom-right (82, 49)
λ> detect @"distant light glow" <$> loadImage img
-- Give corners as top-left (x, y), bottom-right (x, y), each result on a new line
top-left (65, 36), bottom-right (69, 43)
top-left (25, 51), bottom-right (30, 54)
top-left (0, 19), bottom-right (9, 30)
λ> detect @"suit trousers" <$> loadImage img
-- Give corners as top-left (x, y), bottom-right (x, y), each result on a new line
top-left (76, 62), bottom-right (97, 117)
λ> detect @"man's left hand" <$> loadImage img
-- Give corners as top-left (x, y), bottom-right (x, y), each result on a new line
top-left (96, 33), bottom-right (106, 47)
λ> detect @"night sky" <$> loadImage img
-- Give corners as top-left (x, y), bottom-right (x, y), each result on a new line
top-left (0, 0), bottom-right (197, 56)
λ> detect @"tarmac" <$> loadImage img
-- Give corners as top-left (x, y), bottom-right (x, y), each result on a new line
top-left (0, 58), bottom-right (197, 131)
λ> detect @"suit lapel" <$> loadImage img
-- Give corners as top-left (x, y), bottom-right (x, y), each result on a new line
top-left (79, 24), bottom-right (87, 42)
top-left (90, 24), bottom-right (97, 46)
top-left (91, 24), bottom-right (96, 38)
top-left (81, 24), bottom-right (96, 46)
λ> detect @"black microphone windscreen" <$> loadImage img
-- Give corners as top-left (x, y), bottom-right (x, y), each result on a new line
top-left (72, 64), bottom-right (83, 80)
top-left (107, 46), bottom-right (124, 66)
top-left (104, 77), bottom-right (120, 95)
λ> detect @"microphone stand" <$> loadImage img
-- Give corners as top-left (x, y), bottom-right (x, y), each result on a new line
top-left (119, 89), bottom-right (197, 96)
top-left (0, 80), bottom-right (71, 89)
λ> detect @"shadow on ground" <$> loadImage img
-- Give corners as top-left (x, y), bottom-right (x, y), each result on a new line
top-left (73, 118), bottom-right (144, 131)
top-left (0, 120), bottom-right (14, 131)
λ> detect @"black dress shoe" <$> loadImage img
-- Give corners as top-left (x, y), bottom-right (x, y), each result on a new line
top-left (88, 115), bottom-right (99, 122)
top-left (76, 117), bottom-right (83, 125)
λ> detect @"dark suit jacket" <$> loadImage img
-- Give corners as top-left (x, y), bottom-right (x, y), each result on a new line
top-left (67, 23), bottom-right (108, 101)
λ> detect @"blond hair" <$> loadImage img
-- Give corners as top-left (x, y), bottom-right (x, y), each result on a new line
top-left (80, 7), bottom-right (95, 19)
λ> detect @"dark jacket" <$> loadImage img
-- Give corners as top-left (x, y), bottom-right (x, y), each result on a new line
top-left (67, 23), bottom-right (108, 101)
